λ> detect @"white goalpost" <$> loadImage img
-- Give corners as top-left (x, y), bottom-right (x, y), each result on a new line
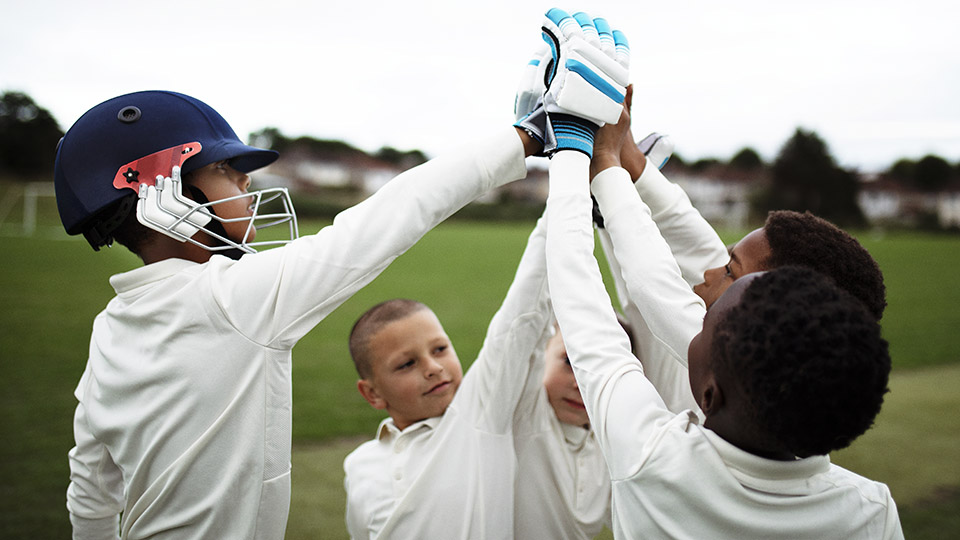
top-left (0, 182), bottom-right (59, 236)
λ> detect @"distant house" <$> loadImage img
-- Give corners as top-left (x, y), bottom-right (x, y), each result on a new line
top-left (858, 175), bottom-right (960, 228)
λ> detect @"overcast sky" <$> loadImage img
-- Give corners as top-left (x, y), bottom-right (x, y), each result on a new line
top-left (3, 0), bottom-right (958, 172)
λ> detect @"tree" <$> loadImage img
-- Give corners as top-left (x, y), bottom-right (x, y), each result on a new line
top-left (887, 158), bottom-right (916, 184)
top-left (758, 128), bottom-right (865, 227)
top-left (0, 91), bottom-right (64, 178)
top-left (914, 154), bottom-right (953, 192)
top-left (374, 146), bottom-right (427, 168)
top-left (729, 147), bottom-right (764, 171)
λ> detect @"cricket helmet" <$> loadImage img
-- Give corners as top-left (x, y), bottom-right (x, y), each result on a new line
top-left (54, 90), bottom-right (297, 254)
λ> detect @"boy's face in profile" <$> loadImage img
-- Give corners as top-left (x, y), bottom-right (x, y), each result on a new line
top-left (694, 228), bottom-right (771, 309)
top-left (357, 309), bottom-right (463, 430)
top-left (187, 160), bottom-right (257, 244)
top-left (687, 274), bottom-right (760, 414)
top-left (543, 330), bottom-right (590, 427)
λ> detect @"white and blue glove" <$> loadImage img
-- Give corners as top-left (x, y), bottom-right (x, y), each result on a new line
top-left (513, 43), bottom-right (553, 156)
top-left (541, 8), bottom-right (630, 157)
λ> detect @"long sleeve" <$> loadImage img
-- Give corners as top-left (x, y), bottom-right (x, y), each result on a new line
top-left (211, 126), bottom-right (530, 350)
top-left (544, 152), bottom-right (671, 480)
top-left (633, 160), bottom-right (728, 287)
top-left (470, 215), bottom-right (552, 434)
top-left (67, 392), bottom-right (123, 540)
top-left (595, 158), bottom-right (721, 413)
top-left (591, 166), bottom-right (707, 371)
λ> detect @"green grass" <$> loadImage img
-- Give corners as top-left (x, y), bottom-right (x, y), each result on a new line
top-left (1, 210), bottom-right (958, 538)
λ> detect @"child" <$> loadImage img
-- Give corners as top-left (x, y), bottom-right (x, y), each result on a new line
top-left (511, 321), bottom-right (619, 540)
top-left (57, 89), bottom-right (540, 539)
top-left (344, 216), bottom-right (551, 540)
top-left (543, 103), bottom-right (903, 538)
top-left (596, 117), bottom-right (886, 417)
top-left (343, 8), bottom-right (632, 538)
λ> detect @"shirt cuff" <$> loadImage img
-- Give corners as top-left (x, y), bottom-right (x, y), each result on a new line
top-left (634, 156), bottom-right (682, 213)
top-left (591, 166), bottom-right (639, 222)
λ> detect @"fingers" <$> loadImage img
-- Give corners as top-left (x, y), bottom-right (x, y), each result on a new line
top-left (573, 12), bottom-right (600, 47)
top-left (593, 17), bottom-right (615, 58)
top-left (613, 29), bottom-right (630, 69)
top-left (544, 8), bottom-right (583, 41)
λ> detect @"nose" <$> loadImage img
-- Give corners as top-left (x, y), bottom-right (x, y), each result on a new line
top-left (702, 265), bottom-right (728, 286)
top-left (423, 356), bottom-right (443, 378)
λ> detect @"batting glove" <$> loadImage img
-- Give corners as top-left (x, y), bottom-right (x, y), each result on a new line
top-left (541, 8), bottom-right (630, 157)
top-left (513, 43), bottom-right (553, 155)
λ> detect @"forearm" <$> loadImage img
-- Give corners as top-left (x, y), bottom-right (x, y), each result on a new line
top-left (70, 514), bottom-right (120, 540)
top-left (592, 167), bottom-right (706, 368)
top-left (634, 161), bottom-right (728, 286)
top-left (545, 153), bottom-right (666, 470)
top-left (473, 215), bottom-right (553, 431)
top-left (222, 126), bottom-right (530, 346)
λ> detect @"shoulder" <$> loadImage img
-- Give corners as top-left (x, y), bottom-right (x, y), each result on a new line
top-left (343, 438), bottom-right (383, 473)
top-left (822, 464), bottom-right (897, 505)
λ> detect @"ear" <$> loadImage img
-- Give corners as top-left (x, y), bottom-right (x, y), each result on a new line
top-left (357, 379), bottom-right (387, 410)
top-left (697, 374), bottom-right (725, 417)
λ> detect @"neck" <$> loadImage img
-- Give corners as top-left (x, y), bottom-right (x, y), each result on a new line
top-left (704, 414), bottom-right (796, 461)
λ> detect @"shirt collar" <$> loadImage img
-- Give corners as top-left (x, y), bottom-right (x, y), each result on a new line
top-left (703, 428), bottom-right (831, 485)
top-left (109, 258), bottom-right (200, 294)
top-left (560, 421), bottom-right (591, 448)
top-left (376, 415), bottom-right (442, 441)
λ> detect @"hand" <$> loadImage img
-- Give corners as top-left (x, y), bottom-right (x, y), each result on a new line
top-left (540, 9), bottom-right (630, 157)
top-left (591, 90), bottom-right (631, 181)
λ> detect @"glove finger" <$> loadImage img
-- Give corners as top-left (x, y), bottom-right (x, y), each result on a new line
top-left (544, 8), bottom-right (583, 41)
top-left (613, 29), bottom-right (630, 70)
top-left (594, 17), bottom-right (616, 58)
top-left (515, 48), bottom-right (546, 120)
top-left (573, 12), bottom-right (600, 47)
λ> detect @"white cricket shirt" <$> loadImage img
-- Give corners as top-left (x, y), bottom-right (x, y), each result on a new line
top-left (344, 214), bottom-right (553, 539)
top-left (66, 127), bottom-right (529, 540)
top-left (545, 152), bottom-right (903, 540)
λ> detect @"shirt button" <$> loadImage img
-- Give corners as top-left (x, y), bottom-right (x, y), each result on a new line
top-left (394, 469), bottom-right (403, 481)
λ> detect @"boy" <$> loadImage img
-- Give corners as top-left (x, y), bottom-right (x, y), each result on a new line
top-left (512, 322), bottom-right (615, 540)
top-left (343, 8), bottom-right (631, 538)
top-left (543, 104), bottom-right (903, 538)
top-left (344, 216), bottom-right (551, 539)
top-left (597, 118), bottom-right (886, 416)
top-left (57, 89), bottom-right (540, 539)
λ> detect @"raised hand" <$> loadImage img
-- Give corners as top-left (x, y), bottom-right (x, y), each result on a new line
top-left (540, 8), bottom-right (630, 157)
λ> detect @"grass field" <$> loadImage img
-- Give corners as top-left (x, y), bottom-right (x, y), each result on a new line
top-left (2, 198), bottom-right (959, 538)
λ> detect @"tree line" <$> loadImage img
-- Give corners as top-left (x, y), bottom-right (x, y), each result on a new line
top-left (2, 90), bottom-right (958, 228)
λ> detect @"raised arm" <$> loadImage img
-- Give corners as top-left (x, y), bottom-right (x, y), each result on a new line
top-left (545, 150), bottom-right (670, 479)
top-left (619, 136), bottom-right (728, 287)
top-left (217, 127), bottom-right (533, 349)
top-left (468, 215), bottom-right (553, 433)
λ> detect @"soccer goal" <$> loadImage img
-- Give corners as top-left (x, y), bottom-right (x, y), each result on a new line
top-left (0, 182), bottom-right (61, 237)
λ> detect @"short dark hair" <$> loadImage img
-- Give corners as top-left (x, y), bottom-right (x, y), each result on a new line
top-left (110, 197), bottom-right (156, 257)
top-left (712, 266), bottom-right (891, 457)
top-left (349, 299), bottom-right (431, 379)
top-left (763, 210), bottom-right (886, 320)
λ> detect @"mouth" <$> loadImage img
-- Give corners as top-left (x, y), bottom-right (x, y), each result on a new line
top-left (563, 398), bottom-right (586, 410)
top-left (424, 381), bottom-right (451, 395)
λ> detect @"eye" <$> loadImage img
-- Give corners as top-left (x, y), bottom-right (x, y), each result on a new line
top-left (724, 264), bottom-right (733, 278)
top-left (433, 345), bottom-right (448, 355)
top-left (215, 160), bottom-right (228, 171)
top-left (397, 359), bottom-right (415, 371)
top-left (563, 355), bottom-right (571, 366)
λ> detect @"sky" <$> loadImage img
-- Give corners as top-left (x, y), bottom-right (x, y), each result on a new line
top-left (2, 0), bottom-right (958, 172)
